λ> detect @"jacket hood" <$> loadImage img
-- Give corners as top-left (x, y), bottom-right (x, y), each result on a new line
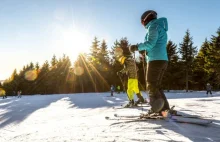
top-left (146, 17), bottom-right (168, 31)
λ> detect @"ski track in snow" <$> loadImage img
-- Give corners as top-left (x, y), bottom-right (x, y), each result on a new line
top-left (0, 91), bottom-right (220, 142)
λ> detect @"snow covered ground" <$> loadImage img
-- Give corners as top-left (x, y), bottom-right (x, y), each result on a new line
top-left (0, 91), bottom-right (220, 142)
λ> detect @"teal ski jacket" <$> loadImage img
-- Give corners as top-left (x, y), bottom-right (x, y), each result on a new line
top-left (138, 18), bottom-right (168, 62)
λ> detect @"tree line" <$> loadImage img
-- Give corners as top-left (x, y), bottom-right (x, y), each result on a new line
top-left (1, 28), bottom-right (220, 95)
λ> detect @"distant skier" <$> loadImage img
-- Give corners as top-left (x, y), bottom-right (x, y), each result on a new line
top-left (206, 83), bottom-right (213, 97)
top-left (110, 85), bottom-right (115, 96)
top-left (116, 47), bottom-right (145, 107)
top-left (17, 90), bottom-right (22, 98)
top-left (129, 10), bottom-right (170, 114)
top-left (117, 85), bottom-right (120, 94)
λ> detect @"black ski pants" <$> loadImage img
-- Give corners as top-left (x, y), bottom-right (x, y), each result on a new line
top-left (206, 90), bottom-right (212, 94)
top-left (146, 60), bottom-right (170, 111)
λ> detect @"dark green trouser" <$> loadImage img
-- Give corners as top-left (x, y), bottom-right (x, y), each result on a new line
top-left (146, 60), bottom-right (170, 112)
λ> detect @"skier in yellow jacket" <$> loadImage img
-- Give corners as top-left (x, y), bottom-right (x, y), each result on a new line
top-left (117, 48), bottom-right (145, 107)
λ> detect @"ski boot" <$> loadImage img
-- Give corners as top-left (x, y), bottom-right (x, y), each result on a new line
top-left (161, 106), bottom-right (177, 118)
top-left (140, 109), bottom-right (163, 119)
top-left (134, 93), bottom-right (145, 106)
top-left (123, 99), bottom-right (134, 108)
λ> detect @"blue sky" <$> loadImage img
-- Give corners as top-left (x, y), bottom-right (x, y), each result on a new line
top-left (0, 0), bottom-right (220, 80)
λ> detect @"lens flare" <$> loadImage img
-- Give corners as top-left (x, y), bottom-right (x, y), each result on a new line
top-left (24, 70), bottom-right (38, 81)
top-left (0, 88), bottom-right (5, 96)
top-left (74, 66), bottom-right (84, 76)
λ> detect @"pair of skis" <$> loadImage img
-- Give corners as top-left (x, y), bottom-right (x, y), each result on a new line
top-left (105, 113), bottom-right (212, 126)
top-left (106, 107), bottom-right (213, 126)
top-left (113, 103), bottom-right (149, 109)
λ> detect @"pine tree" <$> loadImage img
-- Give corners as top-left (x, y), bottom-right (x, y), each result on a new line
top-left (30, 62), bottom-right (34, 69)
top-left (109, 40), bottom-right (120, 65)
top-left (163, 40), bottom-right (180, 90)
top-left (35, 62), bottom-right (40, 71)
top-left (167, 40), bottom-right (178, 62)
top-left (4, 69), bottom-right (19, 95)
top-left (179, 30), bottom-right (197, 92)
top-left (206, 28), bottom-right (220, 87)
top-left (88, 37), bottom-right (100, 92)
top-left (97, 40), bottom-right (111, 91)
top-left (73, 53), bottom-right (95, 92)
top-left (37, 60), bottom-right (50, 94)
top-left (96, 40), bottom-right (109, 71)
top-left (100, 40), bottom-right (109, 62)
top-left (51, 55), bottom-right (58, 67)
top-left (193, 39), bottom-right (209, 89)
top-left (61, 55), bottom-right (72, 93)
top-left (90, 37), bottom-right (100, 59)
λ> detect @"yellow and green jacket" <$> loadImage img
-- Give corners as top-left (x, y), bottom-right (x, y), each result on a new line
top-left (118, 56), bottom-right (138, 79)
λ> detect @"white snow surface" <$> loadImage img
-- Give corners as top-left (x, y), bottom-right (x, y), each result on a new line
top-left (0, 91), bottom-right (220, 142)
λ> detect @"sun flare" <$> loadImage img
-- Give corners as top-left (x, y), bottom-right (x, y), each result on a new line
top-left (54, 26), bottom-right (91, 61)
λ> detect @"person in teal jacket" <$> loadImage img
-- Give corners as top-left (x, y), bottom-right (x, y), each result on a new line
top-left (130, 10), bottom-right (170, 114)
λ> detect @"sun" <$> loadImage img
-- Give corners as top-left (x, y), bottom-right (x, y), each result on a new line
top-left (53, 26), bottom-right (91, 61)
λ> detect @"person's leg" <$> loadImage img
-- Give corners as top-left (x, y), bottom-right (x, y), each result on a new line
top-left (146, 61), bottom-right (168, 113)
top-left (207, 90), bottom-right (210, 96)
top-left (123, 80), bottom-right (135, 107)
top-left (159, 90), bottom-right (170, 110)
top-left (127, 79), bottom-right (134, 101)
top-left (133, 79), bottom-right (145, 105)
top-left (157, 62), bottom-right (170, 111)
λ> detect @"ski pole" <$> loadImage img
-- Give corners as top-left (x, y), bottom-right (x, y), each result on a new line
top-left (141, 51), bottom-right (146, 90)
top-left (139, 50), bottom-right (150, 102)
top-left (118, 74), bottom-right (126, 93)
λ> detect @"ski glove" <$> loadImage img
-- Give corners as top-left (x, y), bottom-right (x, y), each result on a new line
top-left (129, 45), bottom-right (138, 53)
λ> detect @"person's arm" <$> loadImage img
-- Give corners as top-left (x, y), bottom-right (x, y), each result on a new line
top-left (138, 25), bottom-right (158, 52)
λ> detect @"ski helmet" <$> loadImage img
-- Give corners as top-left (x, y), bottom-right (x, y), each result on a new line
top-left (141, 10), bottom-right (157, 26)
top-left (122, 47), bottom-right (131, 57)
